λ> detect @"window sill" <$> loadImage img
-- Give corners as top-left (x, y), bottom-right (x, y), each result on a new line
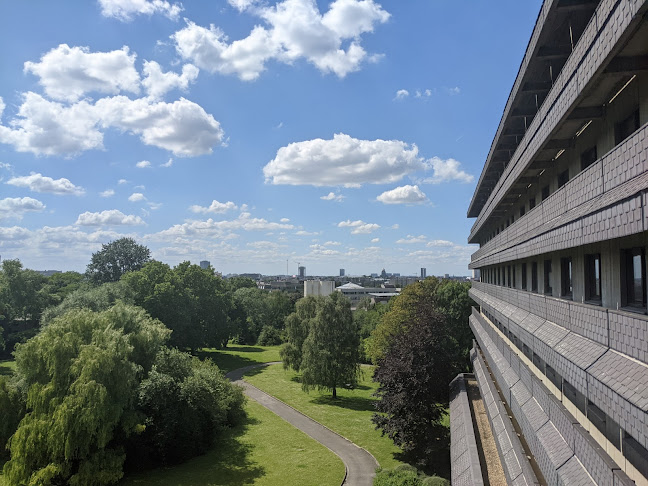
top-left (584, 299), bottom-right (602, 306)
top-left (620, 306), bottom-right (646, 315)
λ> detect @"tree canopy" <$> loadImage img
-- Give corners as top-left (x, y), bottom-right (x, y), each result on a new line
top-left (86, 237), bottom-right (151, 285)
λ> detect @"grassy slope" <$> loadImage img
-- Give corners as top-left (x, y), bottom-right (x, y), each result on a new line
top-left (120, 399), bottom-right (344, 486)
top-left (0, 360), bottom-right (15, 377)
top-left (245, 363), bottom-right (404, 469)
top-left (198, 345), bottom-right (281, 374)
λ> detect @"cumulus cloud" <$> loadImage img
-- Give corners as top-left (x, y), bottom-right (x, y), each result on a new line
top-left (376, 184), bottom-right (426, 205)
top-left (100, 189), bottom-right (115, 197)
top-left (98, 0), bottom-right (183, 21)
top-left (161, 158), bottom-right (173, 167)
top-left (423, 157), bottom-right (474, 184)
top-left (338, 219), bottom-right (379, 234)
top-left (280, 217), bottom-right (290, 222)
top-left (189, 200), bottom-right (238, 214)
top-left (371, 237), bottom-right (379, 243)
top-left (172, 0), bottom-right (390, 80)
top-left (24, 44), bottom-right (140, 102)
top-left (7, 172), bottom-right (84, 195)
top-left (142, 61), bottom-right (199, 99)
top-left (75, 209), bottom-right (145, 226)
top-left (426, 239), bottom-right (454, 247)
top-left (0, 197), bottom-right (46, 219)
top-left (396, 234), bottom-right (426, 244)
top-left (136, 160), bottom-right (152, 168)
top-left (264, 133), bottom-right (423, 187)
top-left (128, 192), bottom-right (146, 202)
top-left (394, 89), bottom-right (408, 100)
top-left (320, 192), bottom-right (345, 202)
top-left (156, 212), bottom-right (295, 237)
top-left (295, 230), bottom-right (319, 236)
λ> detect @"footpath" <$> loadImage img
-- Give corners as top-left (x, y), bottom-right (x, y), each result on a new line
top-left (226, 363), bottom-right (378, 486)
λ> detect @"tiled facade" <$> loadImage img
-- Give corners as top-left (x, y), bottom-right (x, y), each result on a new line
top-left (451, 0), bottom-right (648, 484)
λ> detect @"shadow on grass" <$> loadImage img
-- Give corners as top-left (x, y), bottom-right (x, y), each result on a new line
top-left (392, 434), bottom-right (451, 480)
top-left (0, 364), bottom-right (13, 377)
top-left (310, 394), bottom-right (376, 413)
top-left (196, 350), bottom-right (264, 374)
top-left (122, 415), bottom-right (265, 486)
top-left (224, 346), bottom-right (266, 353)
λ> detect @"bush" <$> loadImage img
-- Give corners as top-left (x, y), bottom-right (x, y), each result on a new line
top-left (421, 476), bottom-right (449, 486)
top-left (257, 325), bottom-right (283, 345)
top-left (0, 375), bottom-right (25, 459)
top-left (373, 466), bottom-right (421, 486)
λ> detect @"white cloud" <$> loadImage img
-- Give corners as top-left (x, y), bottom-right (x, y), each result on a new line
top-left (0, 226), bottom-right (32, 241)
top-left (423, 157), bottom-right (474, 184)
top-left (142, 61), bottom-right (199, 99)
top-left (295, 230), bottom-right (319, 236)
top-left (98, 0), bottom-right (183, 21)
top-left (426, 239), bottom-right (454, 247)
top-left (280, 217), bottom-right (290, 223)
top-left (338, 219), bottom-right (380, 234)
top-left (161, 158), bottom-right (173, 167)
top-left (447, 86), bottom-right (461, 95)
top-left (376, 184), bottom-right (426, 205)
top-left (24, 44), bottom-right (140, 102)
top-left (394, 89), bottom-right (409, 100)
top-left (0, 197), bottom-right (46, 219)
top-left (189, 200), bottom-right (238, 214)
top-left (172, 0), bottom-right (390, 81)
top-left (118, 179), bottom-right (128, 185)
top-left (128, 192), bottom-right (146, 202)
top-left (136, 160), bottom-right (152, 168)
top-left (264, 133), bottom-right (424, 187)
top-left (156, 212), bottom-right (295, 238)
top-left (396, 234), bottom-right (426, 244)
top-left (7, 172), bottom-right (84, 195)
top-left (371, 237), bottom-right (379, 243)
top-left (390, 224), bottom-right (399, 229)
top-left (320, 191), bottom-right (345, 202)
top-left (323, 240), bottom-right (340, 246)
top-left (100, 189), bottom-right (115, 197)
top-left (75, 209), bottom-right (145, 226)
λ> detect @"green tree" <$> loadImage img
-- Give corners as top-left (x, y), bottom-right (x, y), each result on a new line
top-left (3, 303), bottom-right (170, 486)
top-left (231, 287), bottom-right (269, 344)
top-left (280, 296), bottom-right (319, 372)
top-left (86, 237), bottom-right (151, 285)
top-left (0, 259), bottom-right (47, 322)
top-left (300, 292), bottom-right (360, 399)
top-left (42, 271), bottom-right (85, 307)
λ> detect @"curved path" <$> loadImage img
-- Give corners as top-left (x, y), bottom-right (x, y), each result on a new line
top-left (226, 363), bottom-right (378, 486)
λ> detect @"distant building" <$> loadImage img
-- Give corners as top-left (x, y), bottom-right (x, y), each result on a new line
top-left (340, 268), bottom-right (345, 277)
top-left (199, 260), bottom-right (210, 270)
top-left (304, 280), bottom-right (335, 297)
top-left (298, 266), bottom-right (305, 278)
top-left (336, 282), bottom-right (399, 307)
top-left (36, 270), bottom-right (62, 277)
top-left (444, 273), bottom-right (449, 279)
top-left (421, 268), bottom-right (426, 279)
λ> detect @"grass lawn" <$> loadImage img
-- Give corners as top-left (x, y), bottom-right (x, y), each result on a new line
top-left (197, 345), bottom-right (281, 374)
top-left (0, 360), bottom-right (16, 377)
top-left (244, 363), bottom-right (405, 470)
top-left (121, 399), bottom-right (344, 486)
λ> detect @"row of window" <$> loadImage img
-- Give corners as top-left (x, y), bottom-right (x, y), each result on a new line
top-left (481, 310), bottom-right (648, 479)
top-left (481, 247), bottom-right (647, 311)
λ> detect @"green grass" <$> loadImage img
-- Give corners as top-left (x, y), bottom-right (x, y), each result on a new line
top-left (121, 399), bottom-right (344, 486)
top-left (0, 360), bottom-right (15, 376)
top-left (197, 345), bottom-right (281, 374)
top-left (245, 363), bottom-right (404, 469)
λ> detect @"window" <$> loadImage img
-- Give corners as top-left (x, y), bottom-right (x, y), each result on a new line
top-left (522, 263), bottom-right (527, 290)
top-left (623, 432), bottom-right (648, 478)
top-left (615, 109), bottom-right (640, 145)
top-left (557, 169), bottom-right (569, 188)
top-left (542, 185), bottom-right (550, 201)
top-left (544, 259), bottom-right (553, 295)
top-left (520, 206), bottom-right (525, 217)
top-left (563, 380), bottom-right (586, 415)
top-left (513, 265), bottom-right (516, 288)
top-left (529, 197), bottom-right (536, 209)
top-left (585, 254), bottom-right (601, 302)
top-left (532, 262), bottom-right (538, 292)
top-left (561, 257), bottom-right (572, 299)
top-left (507, 265), bottom-right (511, 288)
top-left (545, 364), bottom-right (561, 390)
top-left (580, 145), bottom-right (598, 171)
top-left (622, 247), bottom-right (646, 309)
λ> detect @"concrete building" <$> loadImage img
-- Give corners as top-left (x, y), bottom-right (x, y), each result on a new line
top-left (304, 280), bottom-right (335, 297)
top-left (336, 282), bottom-right (400, 307)
top-left (199, 260), bottom-right (210, 270)
top-left (421, 267), bottom-right (426, 279)
top-left (298, 266), bottom-right (305, 278)
top-left (451, 1), bottom-right (648, 485)
top-left (340, 268), bottom-right (345, 277)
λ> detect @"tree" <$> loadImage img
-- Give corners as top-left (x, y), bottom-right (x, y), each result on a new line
top-left (299, 292), bottom-right (361, 399)
top-left (86, 238), bottom-right (151, 285)
top-left (280, 296), bottom-right (319, 371)
top-left (42, 271), bottom-right (85, 307)
top-left (3, 304), bottom-right (170, 486)
top-left (0, 259), bottom-right (47, 322)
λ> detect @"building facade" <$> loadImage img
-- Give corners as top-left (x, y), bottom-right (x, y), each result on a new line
top-left (451, 1), bottom-right (648, 485)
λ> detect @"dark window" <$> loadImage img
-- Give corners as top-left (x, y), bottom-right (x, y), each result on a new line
top-left (532, 262), bottom-right (538, 292)
top-left (532, 352), bottom-right (545, 374)
top-left (542, 185), bottom-right (550, 201)
top-left (545, 364), bottom-right (561, 390)
top-left (507, 265), bottom-right (511, 288)
top-left (557, 170), bottom-right (569, 188)
top-left (615, 109), bottom-right (640, 145)
top-left (497, 267), bottom-right (501, 286)
top-left (561, 257), bottom-right (573, 299)
top-left (585, 253), bottom-right (602, 302)
top-left (622, 247), bottom-right (646, 309)
top-left (520, 206), bottom-right (525, 217)
top-left (563, 380), bottom-right (586, 415)
top-left (623, 432), bottom-right (648, 478)
top-left (522, 343), bottom-right (531, 360)
top-left (522, 263), bottom-right (527, 290)
top-left (506, 219), bottom-right (510, 228)
top-left (529, 197), bottom-right (536, 209)
top-left (513, 265), bottom-right (516, 288)
top-left (580, 145), bottom-right (598, 171)
top-left (544, 259), bottom-right (553, 295)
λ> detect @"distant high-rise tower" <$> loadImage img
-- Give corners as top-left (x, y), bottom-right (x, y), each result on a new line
top-left (421, 267), bottom-right (426, 279)
top-left (298, 266), bottom-right (305, 278)
top-left (340, 268), bottom-right (345, 277)
top-left (199, 260), bottom-right (210, 270)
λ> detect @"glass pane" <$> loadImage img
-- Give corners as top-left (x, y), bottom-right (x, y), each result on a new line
top-left (633, 254), bottom-right (643, 303)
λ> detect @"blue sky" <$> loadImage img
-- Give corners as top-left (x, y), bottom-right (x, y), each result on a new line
top-left (0, 0), bottom-right (541, 276)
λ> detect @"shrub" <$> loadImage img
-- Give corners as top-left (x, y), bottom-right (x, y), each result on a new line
top-left (257, 325), bottom-right (283, 346)
top-left (421, 476), bottom-right (449, 486)
top-left (373, 466), bottom-right (421, 486)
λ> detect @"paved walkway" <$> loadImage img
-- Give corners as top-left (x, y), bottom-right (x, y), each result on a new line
top-left (226, 363), bottom-right (378, 486)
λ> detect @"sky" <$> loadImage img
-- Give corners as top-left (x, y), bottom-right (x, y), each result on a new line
top-left (0, 0), bottom-right (542, 277)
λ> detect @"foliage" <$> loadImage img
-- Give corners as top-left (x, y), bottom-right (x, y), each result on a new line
top-left (225, 276), bottom-right (257, 291)
top-left (0, 259), bottom-right (47, 322)
top-left (366, 278), bottom-right (472, 365)
top-left (3, 303), bottom-right (170, 486)
top-left (257, 325), bottom-right (283, 346)
top-left (0, 375), bottom-right (25, 459)
top-left (421, 476), bottom-right (449, 486)
top-left (128, 348), bottom-right (245, 466)
top-left (354, 301), bottom-right (389, 363)
top-left (373, 466), bottom-right (420, 486)
top-left (230, 287), bottom-right (296, 345)
top-left (280, 296), bottom-right (318, 371)
top-left (372, 304), bottom-right (457, 470)
top-left (300, 292), bottom-right (361, 398)
top-left (86, 237), bottom-right (151, 285)
top-left (41, 271), bottom-right (85, 307)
